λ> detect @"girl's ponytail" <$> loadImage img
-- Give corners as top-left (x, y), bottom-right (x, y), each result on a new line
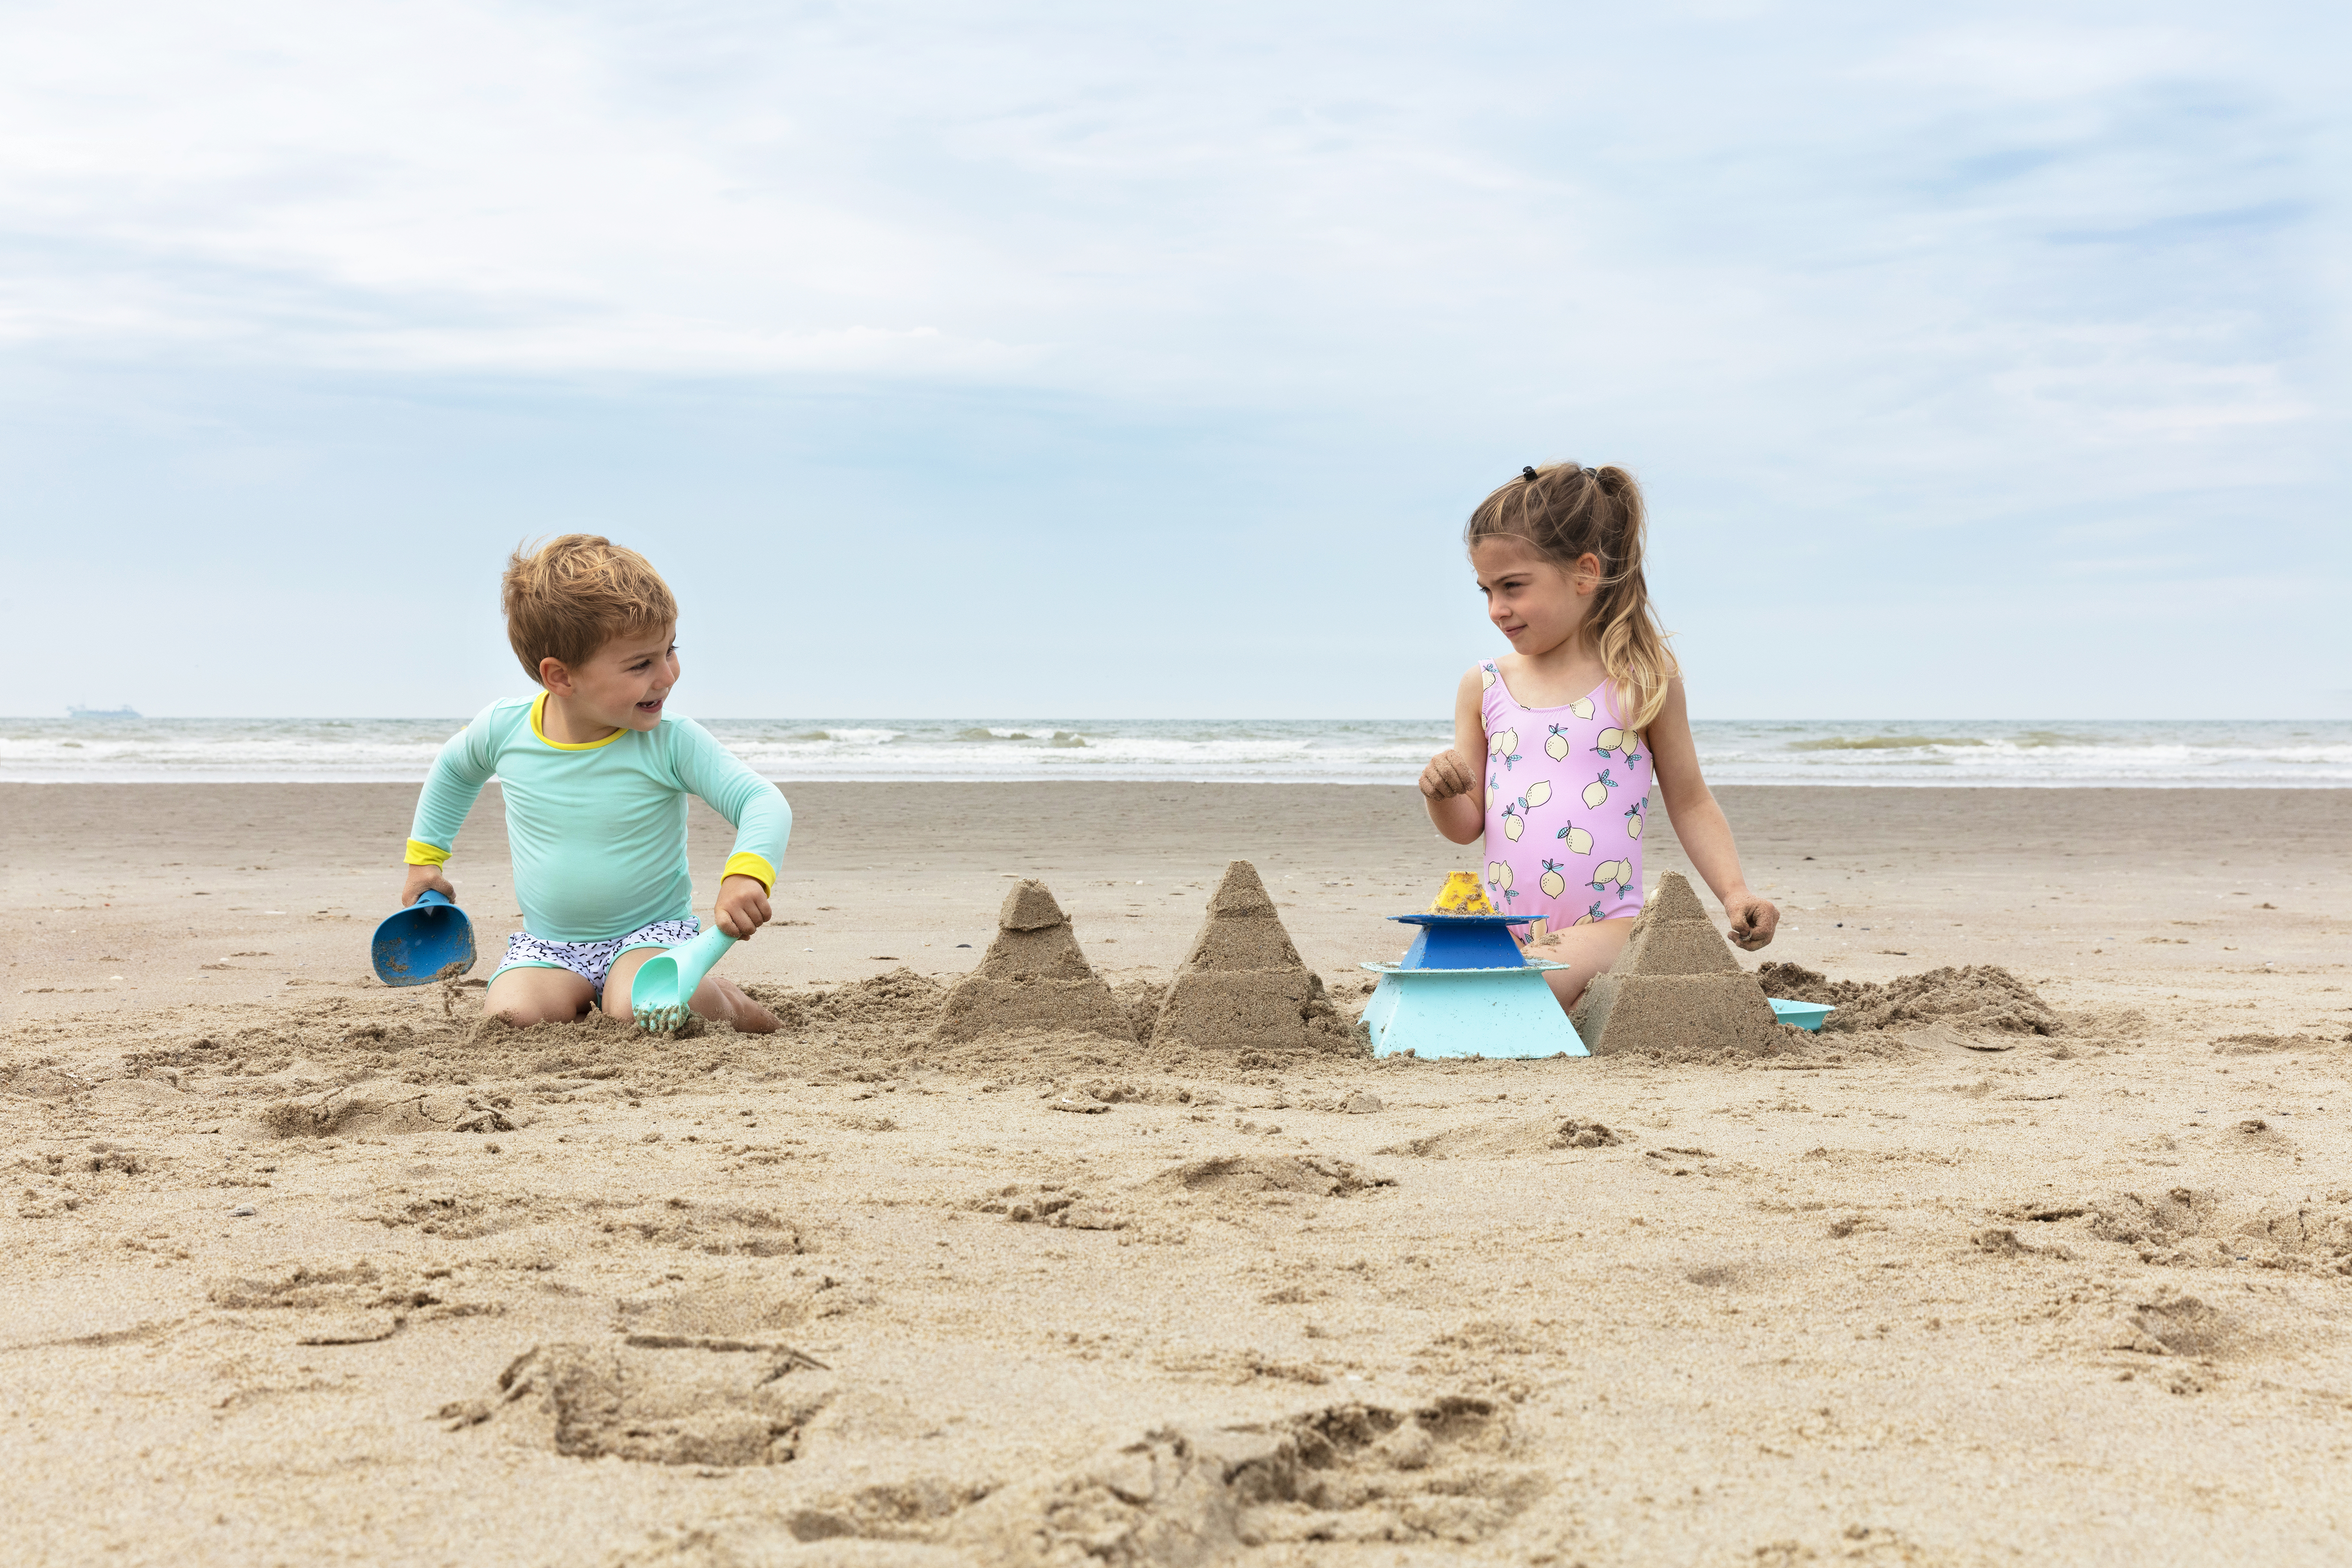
top-left (1465, 462), bottom-right (1679, 731)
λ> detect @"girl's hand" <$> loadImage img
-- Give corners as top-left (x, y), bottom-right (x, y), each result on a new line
top-left (1420, 748), bottom-right (1476, 801)
top-left (714, 875), bottom-right (773, 940)
top-left (1725, 894), bottom-right (1779, 951)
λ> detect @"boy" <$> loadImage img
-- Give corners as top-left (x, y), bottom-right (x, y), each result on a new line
top-left (398, 535), bottom-right (785, 1032)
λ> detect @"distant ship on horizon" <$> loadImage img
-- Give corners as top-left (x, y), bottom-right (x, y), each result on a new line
top-left (68, 703), bottom-right (140, 720)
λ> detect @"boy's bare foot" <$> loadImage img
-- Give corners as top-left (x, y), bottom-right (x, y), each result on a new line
top-left (701, 975), bottom-right (779, 1034)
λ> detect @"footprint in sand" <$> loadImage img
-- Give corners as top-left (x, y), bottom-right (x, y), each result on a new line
top-left (1378, 1117), bottom-right (1626, 1159)
top-left (967, 1182), bottom-right (1124, 1230)
top-left (1147, 1155), bottom-right (1394, 1199)
top-left (461, 1339), bottom-right (832, 1464)
top-left (655, 1395), bottom-right (1544, 1560)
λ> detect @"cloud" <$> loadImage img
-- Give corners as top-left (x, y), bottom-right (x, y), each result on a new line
top-left (0, 0), bottom-right (2342, 717)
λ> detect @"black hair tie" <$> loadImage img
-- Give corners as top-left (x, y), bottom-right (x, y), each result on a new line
top-left (1521, 465), bottom-right (1539, 482)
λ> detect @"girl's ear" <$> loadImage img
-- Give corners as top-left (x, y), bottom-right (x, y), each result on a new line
top-left (539, 655), bottom-right (575, 694)
top-left (1574, 552), bottom-right (1604, 597)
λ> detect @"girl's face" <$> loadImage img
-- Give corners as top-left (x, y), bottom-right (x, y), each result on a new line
top-left (1472, 536), bottom-right (1601, 656)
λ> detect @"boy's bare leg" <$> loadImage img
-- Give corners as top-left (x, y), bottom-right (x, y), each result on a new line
top-left (1524, 918), bottom-right (1636, 1012)
top-left (484, 966), bottom-right (595, 1026)
top-left (604, 948), bottom-right (780, 1034)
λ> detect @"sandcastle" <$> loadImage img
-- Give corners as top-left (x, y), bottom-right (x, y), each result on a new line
top-left (1570, 871), bottom-right (1780, 1055)
top-left (932, 879), bottom-right (1134, 1042)
top-left (1151, 860), bottom-right (1352, 1052)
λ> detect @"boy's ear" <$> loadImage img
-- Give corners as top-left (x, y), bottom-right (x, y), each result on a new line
top-left (539, 655), bottom-right (575, 694)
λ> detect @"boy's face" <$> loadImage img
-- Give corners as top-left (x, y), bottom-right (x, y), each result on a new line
top-left (544, 623), bottom-right (679, 732)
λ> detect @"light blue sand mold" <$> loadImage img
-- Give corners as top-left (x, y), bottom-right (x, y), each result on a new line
top-left (1358, 960), bottom-right (1589, 1059)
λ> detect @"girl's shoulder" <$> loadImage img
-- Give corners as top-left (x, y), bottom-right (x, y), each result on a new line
top-left (1457, 659), bottom-right (1505, 706)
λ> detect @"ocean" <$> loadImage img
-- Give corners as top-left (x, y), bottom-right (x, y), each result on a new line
top-left (4, 716), bottom-right (2348, 786)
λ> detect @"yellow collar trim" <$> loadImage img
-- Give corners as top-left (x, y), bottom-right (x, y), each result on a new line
top-left (531, 692), bottom-right (629, 751)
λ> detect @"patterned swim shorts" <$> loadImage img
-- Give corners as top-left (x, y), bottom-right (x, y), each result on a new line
top-left (492, 919), bottom-right (701, 994)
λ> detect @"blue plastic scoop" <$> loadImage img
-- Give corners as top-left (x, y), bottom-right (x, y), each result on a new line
top-left (370, 889), bottom-right (476, 987)
top-left (627, 927), bottom-right (737, 1033)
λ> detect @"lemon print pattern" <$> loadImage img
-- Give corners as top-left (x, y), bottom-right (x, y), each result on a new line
top-left (1475, 661), bottom-right (1651, 928)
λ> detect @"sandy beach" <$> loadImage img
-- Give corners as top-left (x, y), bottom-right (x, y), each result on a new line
top-left (7, 781), bottom-right (2352, 1567)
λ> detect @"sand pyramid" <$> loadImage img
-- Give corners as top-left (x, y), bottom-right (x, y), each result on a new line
top-left (1571, 871), bottom-right (1780, 1055)
top-left (932, 880), bottom-right (1134, 1042)
top-left (1150, 860), bottom-right (1351, 1052)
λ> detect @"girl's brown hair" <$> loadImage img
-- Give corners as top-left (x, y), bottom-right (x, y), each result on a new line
top-left (502, 534), bottom-right (677, 683)
top-left (1464, 463), bottom-right (1679, 731)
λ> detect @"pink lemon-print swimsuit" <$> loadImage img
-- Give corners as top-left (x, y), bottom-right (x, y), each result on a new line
top-left (1478, 660), bottom-right (1653, 929)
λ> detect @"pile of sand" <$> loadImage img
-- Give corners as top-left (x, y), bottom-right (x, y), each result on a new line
top-left (1756, 961), bottom-right (2061, 1036)
top-left (1149, 861), bottom-right (1358, 1054)
top-left (932, 881), bottom-right (1132, 1043)
top-left (2212, 1031), bottom-right (2347, 1055)
top-left (1571, 872), bottom-right (1780, 1057)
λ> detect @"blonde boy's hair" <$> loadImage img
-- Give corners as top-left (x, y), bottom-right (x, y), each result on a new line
top-left (502, 535), bottom-right (677, 683)
top-left (1464, 464), bottom-right (1680, 732)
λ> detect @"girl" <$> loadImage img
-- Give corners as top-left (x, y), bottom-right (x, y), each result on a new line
top-left (1419, 462), bottom-right (1778, 1009)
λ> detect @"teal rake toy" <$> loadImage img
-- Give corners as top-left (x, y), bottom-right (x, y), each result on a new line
top-left (627, 928), bottom-right (736, 1033)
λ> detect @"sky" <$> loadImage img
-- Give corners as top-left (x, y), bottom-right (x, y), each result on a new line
top-left (2, 0), bottom-right (2344, 720)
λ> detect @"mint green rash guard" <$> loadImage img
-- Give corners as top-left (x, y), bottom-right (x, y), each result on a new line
top-left (405, 695), bottom-right (790, 944)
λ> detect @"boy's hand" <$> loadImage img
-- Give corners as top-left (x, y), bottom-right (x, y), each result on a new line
top-left (1726, 894), bottom-right (1779, 951)
top-left (401, 864), bottom-right (455, 907)
top-left (714, 874), bottom-right (772, 940)
top-left (1420, 748), bottom-right (1475, 801)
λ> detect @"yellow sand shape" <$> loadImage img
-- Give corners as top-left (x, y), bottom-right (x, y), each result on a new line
top-left (1428, 871), bottom-right (1496, 914)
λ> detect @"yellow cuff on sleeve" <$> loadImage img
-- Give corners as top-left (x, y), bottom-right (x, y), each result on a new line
top-left (404, 839), bottom-right (452, 866)
top-left (722, 851), bottom-right (776, 891)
